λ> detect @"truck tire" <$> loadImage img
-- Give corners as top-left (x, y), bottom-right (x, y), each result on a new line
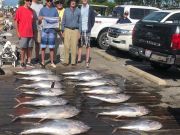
top-left (150, 61), bottom-right (171, 71)
top-left (98, 31), bottom-right (109, 50)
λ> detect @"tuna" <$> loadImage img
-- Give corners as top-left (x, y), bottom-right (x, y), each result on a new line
top-left (18, 74), bottom-right (62, 82)
top-left (13, 105), bottom-right (80, 121)
top-left (19, 88), bottom-right (65, 97)
top-left (87, 94), bottom-right (130, 103)
top-left (82, 86), bottom-right (122, 94)
top-left (62, 69), bottom-right (93, 76)
top-left (20, 119), bottom-right (90, 135)
top-left (113, 119), bottom-right (162, 132)
top-left (76, 79), bottom-right (117, 87)
top-left (16, 81), bottom-right (62, 89)
top-left (98, 105), bottom-right (149, 118)
top-left (14, 97), bottom-right (68, 108)
top-left (65, 73), bottom-right (102, 81)
top-left (14, 69), bottom-right (53, 75)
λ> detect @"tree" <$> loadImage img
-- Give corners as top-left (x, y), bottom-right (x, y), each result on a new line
top-left (18, 0), bottom-right (24, 6)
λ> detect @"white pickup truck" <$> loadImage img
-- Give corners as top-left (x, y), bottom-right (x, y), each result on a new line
top-left (92, 5), bottom-right (160, 50)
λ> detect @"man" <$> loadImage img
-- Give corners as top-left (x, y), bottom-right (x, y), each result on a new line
top-left (14, 0), bottom-right (35, 68)
top-left (39, 0), bottom-right (59, 68)
top-left (77, 0), bottom-right (95, 68)
top-left (31, 0), bottom-right (43, 63)
top-left (54, 0), bottom-right (65, 63)
top-left (61, 0), bottom-right (81, 66)
top-left (116, 11), bottom-right (131, 24)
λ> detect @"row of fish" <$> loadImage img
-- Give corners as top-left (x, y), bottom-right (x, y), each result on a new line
top-left (62, 69), bottom-right (163, 132)
top-left (15, 69), bottom-right (163, 134)
top-left (14, 69), bottom-right (91, 135)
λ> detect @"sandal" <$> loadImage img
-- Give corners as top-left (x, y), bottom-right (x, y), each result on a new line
top-left (40, 63), bottom-right (45, 69)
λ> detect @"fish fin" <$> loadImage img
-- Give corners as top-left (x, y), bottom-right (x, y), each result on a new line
top-left (11, 116), bottom-right (19, 122)
top-left (115, 115), bottom-right (121, 119)
top-left (15, 86), bottom-right (21, 90)
top-left (38, 118), bottom-right (46, 123)
top-left (112, 127), bottom-right (120, 134)
top-left (13, 103), bottom-right (22, 108)
top-left (96, 114), bottom-right (99, 118)
top-left (51, 81), bottom-right (55, 88)
top-left (15, 98), bottom-right (21, 103)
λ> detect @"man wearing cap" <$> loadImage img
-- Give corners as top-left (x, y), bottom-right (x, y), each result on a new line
top-left (54, 0), bottom-right (65, 63)
top-left (77, 0), bottom-right (95, 68)
top-left (31, 0), bottom-right (43, 63)
top-left (61, 0), bottom-right (81, 66)
top-left (14, 0), bottom-right (35, 69)
top-left (39, 0), bottom-right (59, 68)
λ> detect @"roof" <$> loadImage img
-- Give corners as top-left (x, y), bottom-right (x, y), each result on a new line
top-left (115, 5), bottom-right (160, 10)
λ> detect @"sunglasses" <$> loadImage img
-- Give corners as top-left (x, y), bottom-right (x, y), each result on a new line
top-left (26, 0), bottom-right (32, 2)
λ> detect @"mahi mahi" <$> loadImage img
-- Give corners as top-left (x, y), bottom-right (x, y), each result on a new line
top-left (14, 97), bottom-right (68, 108)
top-left (87, 94), bottom-right (130, 103)
top-left (20, 119), bottom-right (90, 135)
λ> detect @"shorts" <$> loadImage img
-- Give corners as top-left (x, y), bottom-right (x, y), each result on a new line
top-left (19, 37), bottom-right (33, 48)
top-left (79, 31), bottom-right (91, 47)
top-left (41, 30), bottom-right (56, 49)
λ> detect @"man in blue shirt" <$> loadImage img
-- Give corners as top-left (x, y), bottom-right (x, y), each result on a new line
top-left (39, 0), bottom-right (59, 68)
top-left (116, 11), bottom-right (131, 24)
top-left (61, 0), bottom-right (81, 66)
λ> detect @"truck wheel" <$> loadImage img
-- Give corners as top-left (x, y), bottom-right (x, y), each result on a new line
top-left (150, 62), bottom-right (171, 71)
top-left (98, 31), bottom-right (109, 50)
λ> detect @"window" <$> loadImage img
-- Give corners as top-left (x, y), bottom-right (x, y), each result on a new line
top-left (142, 12), bottom-right (169, 22)
top-left (130, 8), bottom-right (159, 20)
top-left (166, 13), bottom-right (180, 24)
top-left (112, 7), bottom-right (124, 17)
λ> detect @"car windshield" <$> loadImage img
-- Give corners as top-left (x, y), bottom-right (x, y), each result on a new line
top-left (142, 12), bottom-right (170, 22)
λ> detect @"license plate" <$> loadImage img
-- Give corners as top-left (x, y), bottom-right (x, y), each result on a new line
top-left (150, 54), bottom-right (167, 62)
top-left (145, 50), bottom-right (152, 57)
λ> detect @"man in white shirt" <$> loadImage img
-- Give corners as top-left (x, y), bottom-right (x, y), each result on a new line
top-left (31, 0), bottom-right (43, 63)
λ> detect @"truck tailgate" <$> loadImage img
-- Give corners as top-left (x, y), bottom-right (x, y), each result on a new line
top-left (133, 21), bottom-right (179, 54)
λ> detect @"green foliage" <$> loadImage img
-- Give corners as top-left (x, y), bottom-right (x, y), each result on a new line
top-left (18, 0), bottom-right (24, 6)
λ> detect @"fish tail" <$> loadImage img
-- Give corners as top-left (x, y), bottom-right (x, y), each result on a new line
top-left (15, 98), bottom-right (21, 103)
top-left (96, 114), bottom-right (100, 118)
top-left (112, 127), bottom-right (120, 134)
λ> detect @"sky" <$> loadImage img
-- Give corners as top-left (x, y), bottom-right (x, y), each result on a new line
top-left (3, 0), bottom-right (18, 6)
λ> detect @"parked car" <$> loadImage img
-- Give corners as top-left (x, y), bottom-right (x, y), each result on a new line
top-left (130, 10), bottom-right (180, 70)
top-left (107, 6), bottom-right (159, 51)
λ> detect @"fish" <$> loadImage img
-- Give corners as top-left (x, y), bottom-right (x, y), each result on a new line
top-left (62, 69), bottom-right (93, 76)
top-left (14, 69), bottom-right (53, 75)
top-left (20, 119), bottom-right (90, 135)
top-left (98, 105), bottom-right (149, 118)
top-left (113, 119), bottom-right (162, 132)
top-left (87, 94), bottom-right (130, 103)
top-left (65, 73), bottom-right (102, 81)
top-left (16, 81), bottom-right (62, 89)
top-left (18, 74), bottom-right (62, 82)
top-left (14, 97), bottom-right (68, 108)
top-left (12, 105), bottom-right (80, 121)
top-left (82, 86), bottom-right (122, 94)
top-left (76, 79), bottom-right (117, 87)
top-left (19, 88), bottom-right (65, 97)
